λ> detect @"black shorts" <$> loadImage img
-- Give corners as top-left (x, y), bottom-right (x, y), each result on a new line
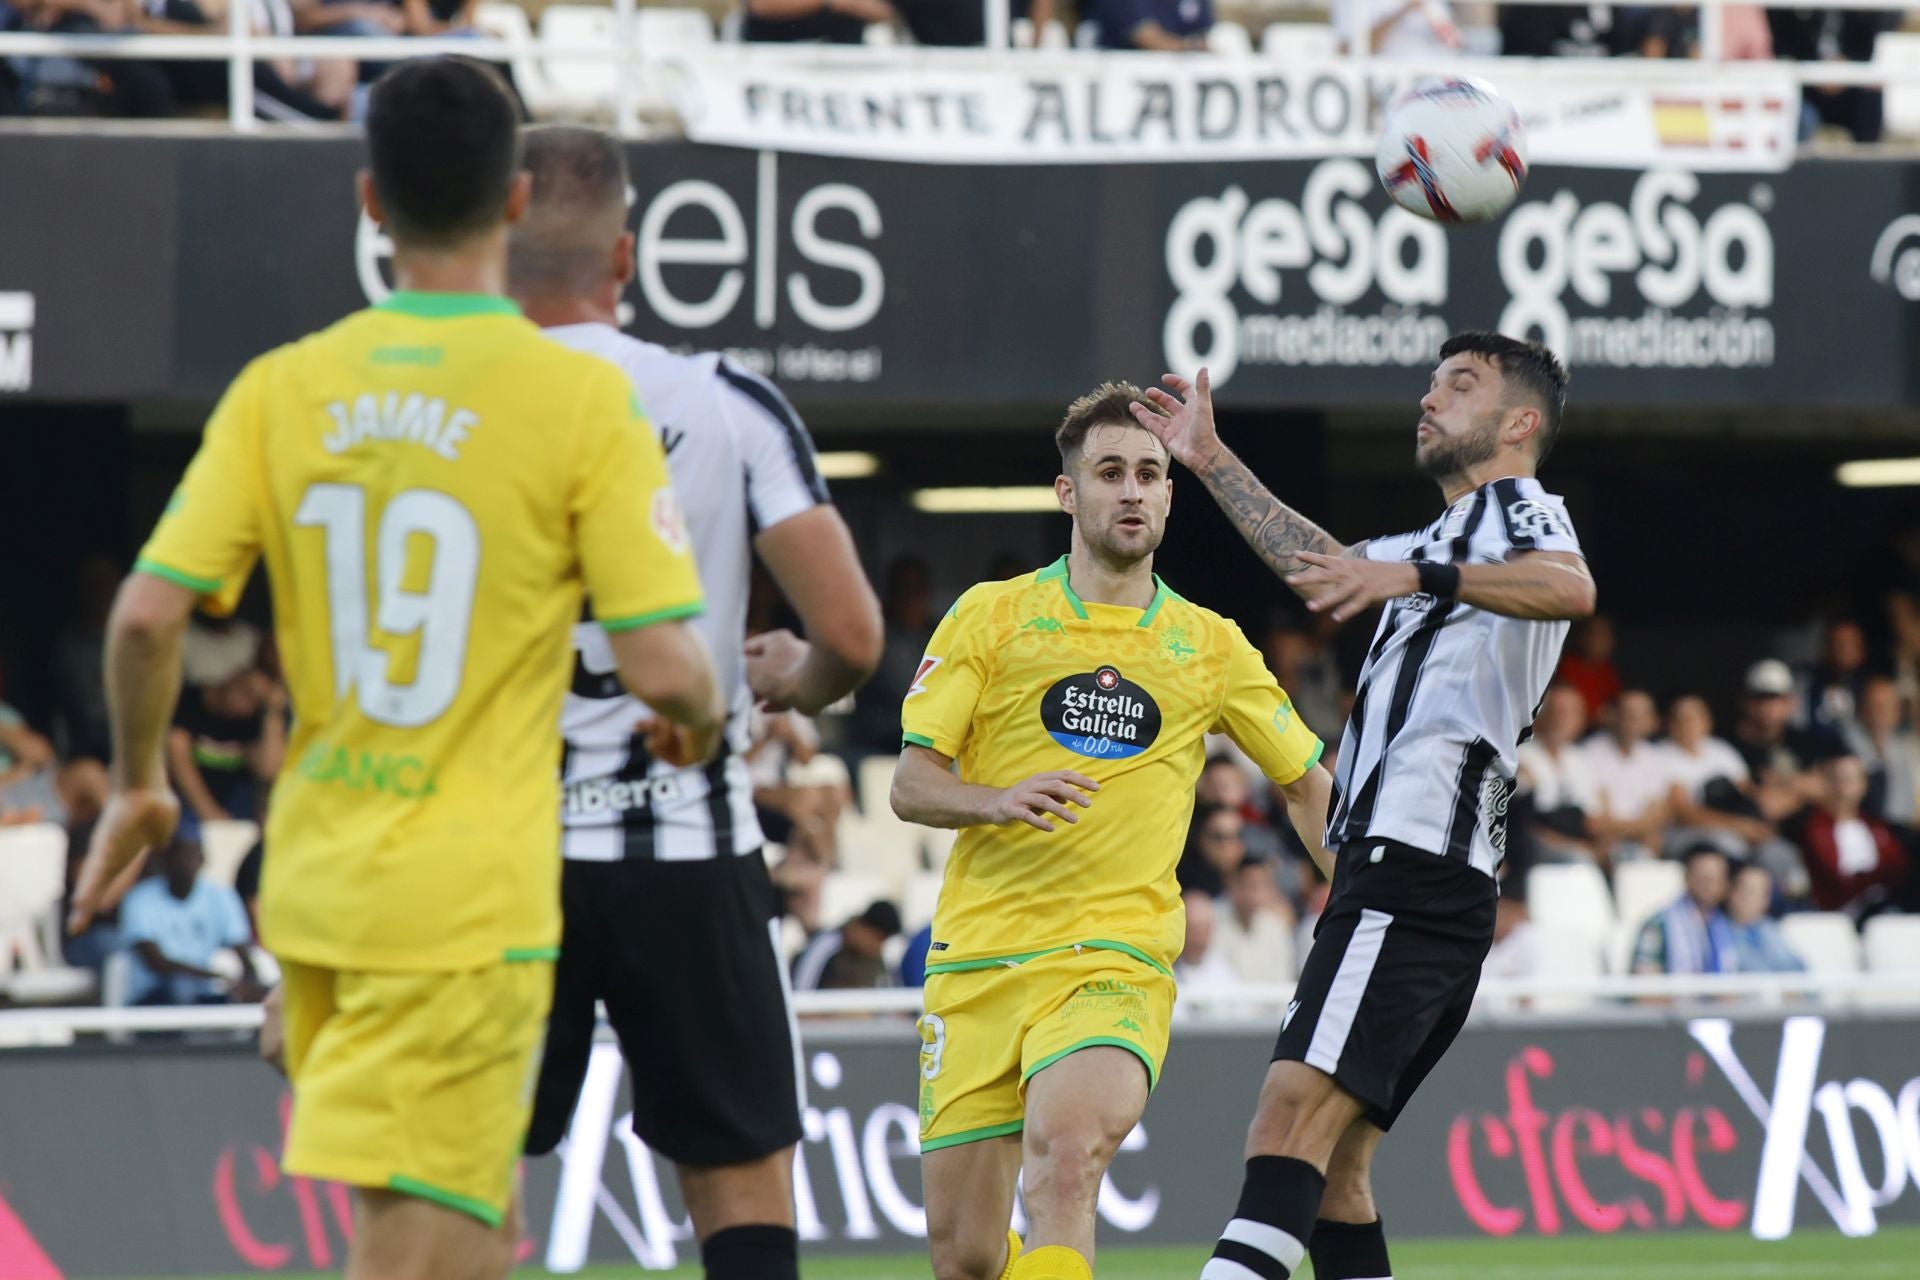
top-left (525, 853), bottom-right (804, 1167)
top-left (1273, 839), bottom-right (1497, 1131)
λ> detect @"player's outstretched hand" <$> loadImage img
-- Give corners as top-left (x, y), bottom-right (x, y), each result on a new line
top-left (640, 715), bottom-right (723, 768)
top-left (1129, 370), bottom-right (1223, 473)
top-left (1292, 550), bottom-right (1420, 624)
top-left (745, 628), bottom-right (811, 713)
top-left (991, 770), bottom-right (1100, 832)
top-left (68, 786), bottom-right (180, 935)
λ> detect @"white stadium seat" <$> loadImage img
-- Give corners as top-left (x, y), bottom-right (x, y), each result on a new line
top-left (538, 5), bottom-right (623, 115)
top-left (0, 823), bottom-right (96, 1008)
top-left (1875, 33), bottom-right (1920, 140)
top-left (902, 870), bottom-right (944, 934)
top-left (1527, 861), bottom-right (1617, 948)
top-left (635, 7), bottom-right (714, 52)
top-left (474, 4), bottom-right (556, 118)
top-left (1206, 21), bottom-right (1253, 56)
top-left (819, 871), bottom-right (893, 931)
top-left (1779, 911), bottom-right (1862, 977)
top-left (1859, 915), bottom-right (1920, 1009)
top-left (1037, 19), bottom-right (1070, 49)
top-left (198, 819), bottom-right (259, 890)
top-left (1260, 22), bottom-right (1339, 61)
top-left (834, 814), bottom-right (922, 893)
top-left (1612, 859), bottom-right (1685, 938)
top-left (856, 755), bottom-right (900, 820)
top-left (1530, 923), bottom-right (1606, 1012)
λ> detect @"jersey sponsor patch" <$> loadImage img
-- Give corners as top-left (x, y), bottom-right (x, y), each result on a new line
top-left (1040, 665), bottom-right (1163, 760)
top-left (907, 656), bottom-right (942, 698)
top-left (1505, 498), bottom-right (1567, 541)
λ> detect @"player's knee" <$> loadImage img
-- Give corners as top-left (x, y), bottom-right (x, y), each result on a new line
top-left (1246, 1066), bottom-right (1354, 1159)
top-left (1021, 1126), bottom-right (1114, 1211)
top-left (928, 1232), bottom-right (1005, 1280)
top-left (1319, 1171), bottom-right (1378, 1224)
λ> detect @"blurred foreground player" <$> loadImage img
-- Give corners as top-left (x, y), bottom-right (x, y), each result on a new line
top-left (890, 384), bottom-right (1336, 1280)
top-left (1132, 335), bottom-right (1594, 1280)
top-left (70, 59), bottom-right (724, 1280)
top-left (508, 125), bottom-right (883, 1280)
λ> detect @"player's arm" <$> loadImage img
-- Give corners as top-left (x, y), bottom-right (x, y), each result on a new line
top-left (1127, 370), bottom-right (1350, 591)
top-left (749, 506), bottom-right (884, 715)
top-left (1277, 766), bottom-right (1336, 881)
top-left (890, 743), bottom-right (1099, 834)
top-left (605, 620), bottom-right (724, 764)
top-left (1289, 549), bottom-right (1596, 625)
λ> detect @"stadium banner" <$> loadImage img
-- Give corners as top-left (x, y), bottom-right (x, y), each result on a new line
top-left (0, 135), bottom-right (1914, 411)
top-left (659, 51), bottom-right (1798, 173)
top-left (2, 1013), bottom-right (1918, 1276)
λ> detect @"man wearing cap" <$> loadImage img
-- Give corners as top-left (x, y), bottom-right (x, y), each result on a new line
top-left (1734, 660), bottom-right (1841, 813)
top-left (791, 900), bottom-right (904, 991)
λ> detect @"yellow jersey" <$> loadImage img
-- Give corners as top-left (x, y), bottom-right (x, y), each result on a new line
top-left (901, 557), bottom-right (1324, 975)
top-left (137, 292), bottom-right (704, 972)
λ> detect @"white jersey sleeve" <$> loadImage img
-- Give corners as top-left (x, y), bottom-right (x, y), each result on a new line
top-left (716, 358), bottom-right (829, 532)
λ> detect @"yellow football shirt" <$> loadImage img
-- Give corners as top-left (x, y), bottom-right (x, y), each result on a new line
top-left (137, 292), bottom-right (704, 972)
top-left (901, 557), bottom-right (1324, 975)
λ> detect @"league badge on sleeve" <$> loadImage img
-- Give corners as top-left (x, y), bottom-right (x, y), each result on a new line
top-left (907, 656), bottom-right (942, 698)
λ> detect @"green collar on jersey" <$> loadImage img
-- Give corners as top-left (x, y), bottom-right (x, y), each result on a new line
top-left (375, 291), bottom-right (521, 320)
top-left (1034, 555), bottom-right (1177, 628)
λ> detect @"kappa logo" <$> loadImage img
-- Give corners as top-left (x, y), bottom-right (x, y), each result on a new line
top-left (1114, 1017), bottom-right (1144, 1034)
top-left (1506, 499), bottom-right (1567, 542)
top-left (907, 656), bottom-right (942, 698)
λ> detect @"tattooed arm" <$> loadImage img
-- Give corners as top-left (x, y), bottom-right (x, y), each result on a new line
top-left (1129, 370), bottom-right (1358, 594)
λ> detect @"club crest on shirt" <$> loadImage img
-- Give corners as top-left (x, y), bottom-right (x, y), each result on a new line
top-left (1040, 666), bottom-right (1163, 760)
top-left (1442, 496), bottom-right (1475, 540)
top-left (1506, 498), bottom-right (1567, 541)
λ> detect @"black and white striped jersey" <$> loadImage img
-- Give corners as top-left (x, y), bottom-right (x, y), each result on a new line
top-left (547, 324), bottom-right (827, 862)
top-left (1325, 476), bottom-right (1583, 877)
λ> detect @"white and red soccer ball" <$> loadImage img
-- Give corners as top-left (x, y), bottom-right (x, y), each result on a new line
top-left (1375, 76), bottom-right (1528, 225)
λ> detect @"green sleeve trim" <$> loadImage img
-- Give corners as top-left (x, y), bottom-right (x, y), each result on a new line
top-left (1298, 738), bottom-right (1326, 775)
top-left (598, 601), bottom-right (704, 633)
top-left (920, 1118), bottom-right (1025, 1153)
top-left (134, 559), bottom-right (221, 595)
top-left (902, 732), bottom-right (938, 750)
top-left (924, 939), bottom-right (1171, 978)
top-left (386, 1175), bottom-right (503, 1227)
top-left (503, 946), bottom-right (559, 963)
top-left (1023, 1036), bottom-right (1160, 1092)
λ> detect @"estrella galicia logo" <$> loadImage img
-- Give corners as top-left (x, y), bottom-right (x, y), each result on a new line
top-left (1040, 666), bottom-right (1163, 760)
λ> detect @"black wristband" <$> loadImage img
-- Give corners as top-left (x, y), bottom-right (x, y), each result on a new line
top-left (1415, 560), bottom-right (1461, 600)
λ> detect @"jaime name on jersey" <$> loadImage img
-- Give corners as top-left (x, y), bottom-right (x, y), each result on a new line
top-left (1040, 666), bottom-right (1163, 760)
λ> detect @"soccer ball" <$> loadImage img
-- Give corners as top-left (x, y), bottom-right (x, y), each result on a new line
top-left (1375, 76), bottom-right (1528, 225)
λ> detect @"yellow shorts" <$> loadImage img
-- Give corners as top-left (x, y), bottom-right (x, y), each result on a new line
top-left (279, 957), bottom-right (554, 1227)
top-left (916, 944), bottom-right (1175, 1153)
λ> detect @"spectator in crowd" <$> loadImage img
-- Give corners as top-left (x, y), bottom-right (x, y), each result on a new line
top-left (746, 704), bottom-right (847, 869)
top-left (48, 554), bottom-right (117, 762)
top-left (1556, 614), bottom-right (1623, 721)
top-left (1515, 683), bottom-right (1602, 864)
top-left (849, 556), bottom-right (936, 754)
top-left (141, 0), bottom-right (355, 120)
top-left (1786, 752), bottom-right (1910, 918)
top-left (743, 0), bottom-right (893, 44)
top-left (1850, 673), bottom-right (1919, 828)
top-left (1663, 694), bottom-right (1769, 849)
top-left (0, 700), bottom-right (106, 828)
top-left (792, 900), bottom-right (902, 990)
top-left (1733, 658), bottom-right (1834, 819)
top-left (1175, 800), bottom-right (1244, 897)
top-left (168, 666), bottom-right (287, 823)
top-left (898, 920), bottom-right (933, 987)
top-left (1195, 752), bottom-right (1284, 858)
top-left (1174, 889), bottom-right (1240, 987)
top-left (1090, 0), bottom-right (1212, 50)
top-left (1585, 688), bottom-right (1672, 866)
top-left (1631, 844), bottom-right (1737, 976)
top-left (1214, 854), bottom-right (1295, 982)
top-left (1262, 619), bottom-right (1344, 742)
top-left (1724, 862), bottom-right (1805, 974)
top-left (117, 821), bottom-right (261, 1006)
top-left (1804, 618), bottom-right (1870, 737)
top-left (1336, 0), bottom-right (1460, 54)
top-left (1885, 590), bottom-right (1920, 709)
top-left (1768, 8), bottom-right (1902, 143)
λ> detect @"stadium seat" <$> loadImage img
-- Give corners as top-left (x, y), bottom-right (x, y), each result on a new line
top-left (863, 22), bottom-right (898, 46)
top-left (537, 5), bottom-right (624, 116)
top-left (1037, 18), bottom-right (1070, 49)
top-left (835, 813), bottom-right (922, 892)
top-left (856, 754), bottom-right (905, 819)
top-left (198, 818), bottom-right (259, 890)
top-left (1011, 16), bottom-right (1033, 45)
top-left (1207, 22), bottom-right (1254, 55)
top-left (1526, 861), bottom-right (1617, 949)
top-left (1259, 21), bottom-right (1339, 61)
top-left (0, 823), bottom-right (97, 1006)
top-left (819, 871), bottom-right (893, 931)
top-left (1612, 859), bottom-right (1684, 939)
top-left (1074, 19), bottom-right (1100, 49)
top-left (1529, 922), bottom-right (1606, 1013)
top-left (903, 870), bottom-right (943, 933)
top-left (1779, 911), bottom-right (1861, 975)
top-left (474, 4), bottom-right (557, 118)
top-left (1875, 33), bottom-right (1920, 140)
top-left (635, 7), bottom-right (715, 51)
top-left (921, 822), bottom-right (956, 872)
top-left (1860, 914), bottom-right (1920, 1011)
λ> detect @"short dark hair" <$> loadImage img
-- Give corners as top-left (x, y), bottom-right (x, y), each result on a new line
top-left (1057, 381), bottom-right (1151, 472)
top-left (366, 58), bottom-right (522, 249)
top-left (1438, 331), bottom-right (1569, 466)
top-left (511, 126), bottom-right (629, 295)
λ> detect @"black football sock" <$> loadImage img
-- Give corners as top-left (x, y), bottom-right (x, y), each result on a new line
top-left (701, 1223), bottom-right (799, 1280)
top-left (1201, 1155), bottom-right (1325, 1278)
top-left (1307, 1216), bottom-right (1393, 1279)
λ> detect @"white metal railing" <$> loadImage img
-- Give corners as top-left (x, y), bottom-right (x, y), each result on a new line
top-left (0, 0), bottom-right (1916, 134)
top-left (3, 971), bottom-right (1917, 1045)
